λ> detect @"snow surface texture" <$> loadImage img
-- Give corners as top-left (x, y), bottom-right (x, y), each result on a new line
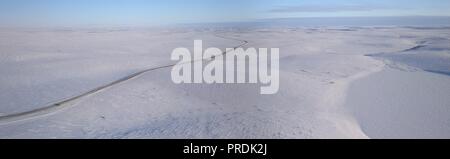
top-left (0, 27), bottom-right (449, 138)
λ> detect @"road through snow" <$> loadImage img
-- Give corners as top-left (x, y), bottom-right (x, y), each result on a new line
top-left (0, 35), bottom-right (248, 125)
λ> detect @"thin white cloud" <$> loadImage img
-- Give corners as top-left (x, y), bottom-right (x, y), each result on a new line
top-left (269, 4), bottom-right (396, 13)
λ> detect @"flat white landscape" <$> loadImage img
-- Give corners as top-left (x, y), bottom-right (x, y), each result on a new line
top-left (0, 27), bottom-right (449, 138)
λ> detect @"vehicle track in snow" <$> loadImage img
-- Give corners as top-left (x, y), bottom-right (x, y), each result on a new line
top-left (0, 34), bottom-right (248, 125)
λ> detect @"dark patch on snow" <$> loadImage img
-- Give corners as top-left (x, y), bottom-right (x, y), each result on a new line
top-left (425, 70), bottom-right (450, 76)
top-left (401, 45), bottom-right (427, 52)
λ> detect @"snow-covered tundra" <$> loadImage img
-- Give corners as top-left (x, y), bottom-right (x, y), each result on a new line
top-left (0, 27), bottom-right (449, 138)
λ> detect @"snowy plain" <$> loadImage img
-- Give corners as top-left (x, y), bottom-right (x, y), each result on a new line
top-left (0, 26), bottom-right (449, 138)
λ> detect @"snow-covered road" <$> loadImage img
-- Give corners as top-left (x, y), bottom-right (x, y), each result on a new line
top-left (0, 34), bottom-right (248, 125)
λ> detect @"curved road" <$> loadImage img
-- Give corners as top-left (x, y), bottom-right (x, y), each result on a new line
top-left (0, 34), bottom-right (248, 125)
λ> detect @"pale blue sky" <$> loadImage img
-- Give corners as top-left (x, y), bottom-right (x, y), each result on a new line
top-left (0, 0), bottom-right (449, 26)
